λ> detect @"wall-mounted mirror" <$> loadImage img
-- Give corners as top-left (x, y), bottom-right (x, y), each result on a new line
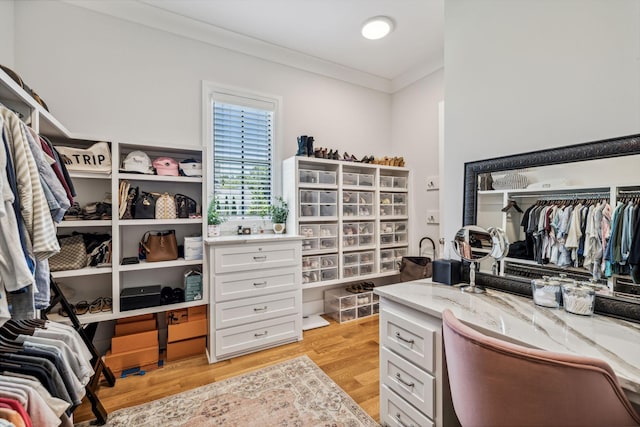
top-left (462, 133), bottom-right (640, 306)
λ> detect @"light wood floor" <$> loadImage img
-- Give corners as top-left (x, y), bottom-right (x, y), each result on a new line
top-left (74, 315), bottom-right (380, 423)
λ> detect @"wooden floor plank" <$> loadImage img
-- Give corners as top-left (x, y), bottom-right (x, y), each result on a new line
top-left (74, 315), bottom-right (380, 423)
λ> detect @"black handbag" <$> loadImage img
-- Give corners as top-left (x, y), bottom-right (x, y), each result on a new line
top-left (175, 194), bottom-right (198, 218)
top-left (399, 237), bottom-right (436, 282)
top-left (134, 192), bottom-right (156, 219)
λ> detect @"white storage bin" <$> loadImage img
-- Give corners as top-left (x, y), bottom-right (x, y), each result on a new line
top-left (343, 223), bottom-right (358, 236)
top-left (302, 256), bottom-right (320, 270)
top-left (299, 169), bottom-right (318, 184)
top-left (380, 205), bottom-right (393, 217)
top-left (394, 247), bottom-right (408, 259)
top-left (301, 239), bottom-right (318, 251)
top-left (359, 251), bottom-right (374, 264)
top-left (359, 235), bottom-right (374, 246)
top-left (381, 234), bottom-right (394, 245)
top-left (380, 260), bottom-right (396, 272)
top-left (321, 254), bottom-right (338, 268)
top-left (184, 235), bottom-right (203, 260)
top-left (343, 235), bottom-right (358, 248)
top-left (393, 176), bottom-right (407, 189)
top-left (394, 222), bottom-right (407, 233)
top-left (394, 206), bottom-right (407, 216)
top-left (321, 268), bottom-right (338, 281)
top-left (381, 222), bottom-right (394, 234)
top-left (343, 204), bottom-right (357, 217)
top-left (380, 249), bottom-right (394, 261)
top-left (319, 237), bottom-right (337, 250)
top-left (344, 253), bottom-right (359, 266)
top-left (299, 224), bottom-right (319, 238)
top-left (343, 191), bottom-right (357, 204)
top-left (320, 204), bottom-right (336, 217)
top-left (360, 264), bottom-right (374, 275)
top-left (358, 305), bottom-right (372, 318)
top-left (395, 233), bottom-right (408, 244)
top-left (393, 193), bottom-right (407, 205)
top-left (319, 191), bottom-right (337, 204)
top-left (358, 174), bottom-right (374, 187)
top-left (318, 170), bottom-right (336, 185)
top-left (343, 172), bottom-right (358, 186)
top-left (380, 193), bottom-right (393, 205)
top-left (359, 192), bottom-right (374, 204)
top-left (343, 266), bottom-right (358, 278)
top-left (300, 204), bottom-right (318, 217)
top-left (300, 189), bottom-right (318, 203)
top-left (320, 224), bottom-right (337, 237)
top-left (380, 176), bottom-right (393, 188)
top-left (358, 205), bottom-right (373, 217)
top-left (302, 270), bottom-right (319, 284)
top-left (359, 222), bottom-right (373, 235)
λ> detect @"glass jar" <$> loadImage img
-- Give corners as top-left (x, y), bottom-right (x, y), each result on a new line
top-left (561, 283), bottom-right (596, 316)
top-left (531, 276), bottom-right (563, 308)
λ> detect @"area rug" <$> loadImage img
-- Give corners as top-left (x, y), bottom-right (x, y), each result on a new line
top-left (77, 355), bottom-right (378, 426)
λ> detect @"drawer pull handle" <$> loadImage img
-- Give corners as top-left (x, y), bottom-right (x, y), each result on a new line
top-left (395, 373), bottom-right (415, 388)
top-left (253, 255), bottom-right (267, 261)
top-left (395, 413), bottom-right (414, 427)
top-left (254, 306), bottom-right (268, 312)
top-left (253, 281), bottom-right (267, 287)
top-left (254, 331), bottom-right (268, 337)
top-left (395, 332), bottom-right (414, 345)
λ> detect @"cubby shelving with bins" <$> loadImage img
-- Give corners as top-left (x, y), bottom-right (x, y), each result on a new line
top-left (283, 156), bottom-right (411, 319)
top-left (324, 288), bottom-right (380, 323)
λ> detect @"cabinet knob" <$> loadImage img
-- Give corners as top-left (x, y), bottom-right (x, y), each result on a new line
top-left (395, 372), bottom-right (415, 388)
top-left (395, 412), bottom-right (414, 427)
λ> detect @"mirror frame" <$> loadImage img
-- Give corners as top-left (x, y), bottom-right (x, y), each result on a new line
top-left (462, 132), bottom-right (640, 324)
top-left (463, 133), bottom-right (640, 225)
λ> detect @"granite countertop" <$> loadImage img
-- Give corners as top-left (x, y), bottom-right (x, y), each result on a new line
top-left (375, 280), bottom-right (640, 401)
top-left (205, 234), bottom-right (303, 245)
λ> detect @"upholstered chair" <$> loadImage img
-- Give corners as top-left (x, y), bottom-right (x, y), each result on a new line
top-left (442, 309), bottom-right (640, 427)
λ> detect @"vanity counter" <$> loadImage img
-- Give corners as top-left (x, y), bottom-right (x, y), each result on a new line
top-left (375, 280), bottom-right (640, 401)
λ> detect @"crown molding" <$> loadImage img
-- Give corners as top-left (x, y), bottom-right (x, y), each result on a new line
top-left (61, 0), bottom-right (417, 94)
top-left (391, 59), bottom-right (443, 93)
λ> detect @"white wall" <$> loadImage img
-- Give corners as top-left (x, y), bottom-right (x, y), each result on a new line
top-left (391, 68), bottom-right (444, 255)
top-left (13, 1), bottom-right (392, 172)
top-left (0, 0), bottom-right (15, 68)
top-left (443, 0), bottom-right (640, 242)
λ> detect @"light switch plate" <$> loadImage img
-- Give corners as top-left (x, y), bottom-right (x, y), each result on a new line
top-left (426, 175), bottom-right (439, 190)
top-left (426, 210), bottom-right (440, 224)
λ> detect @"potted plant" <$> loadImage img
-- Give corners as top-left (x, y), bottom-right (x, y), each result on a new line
top-left (269, 196), bottom-right (288, 234)
top-left (207, 197), bottom-right (226, 237)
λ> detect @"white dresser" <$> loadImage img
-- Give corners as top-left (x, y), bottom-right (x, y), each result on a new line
top-left (206, 234), bottom-right (303, 363)
top-left (376, 280), bottom-right (640, 427)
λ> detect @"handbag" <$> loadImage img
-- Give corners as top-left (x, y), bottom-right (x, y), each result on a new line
top-left (155, 193), bottom-right (177, 219)
top-left (399, 237), bottom-right (436, 282)
top-left (134, 191), bottom-right (156, 219)
top-left (56, 142), bottom-right (112, 174)
top-left (49, 235), bottom-right (88, 272)
top-left (175, 194), bottom-right (198, 218)
top-left (140, 230), bottom-right (178, 262)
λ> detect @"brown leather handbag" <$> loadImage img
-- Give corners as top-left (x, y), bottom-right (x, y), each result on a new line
top-left (140, 230), bottom-right (178, 262)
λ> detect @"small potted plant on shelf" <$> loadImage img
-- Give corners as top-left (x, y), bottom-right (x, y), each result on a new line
top-left (207, 197), bottom-right (226, 237)
top-left (269, 196), bottom-right (288, 234)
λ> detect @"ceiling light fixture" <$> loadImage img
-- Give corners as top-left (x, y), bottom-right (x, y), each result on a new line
top-left (361, 16), bottom-right (394, 40)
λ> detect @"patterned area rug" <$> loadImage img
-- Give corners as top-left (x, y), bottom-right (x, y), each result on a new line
top-left (77, 355), bottom-right (378, 426)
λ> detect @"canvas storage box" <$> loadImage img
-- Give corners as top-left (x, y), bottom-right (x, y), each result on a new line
top-left (56, 142), bottom-right (112, 173)
top-left (120, 285), bottom-right (162, 311)
top-left (184, 236), bottom-right (203, 260)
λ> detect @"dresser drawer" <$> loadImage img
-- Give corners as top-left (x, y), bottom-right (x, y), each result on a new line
top-left (381, 347), bottom-right (434, 418)
top-left (213, 243), bottom-right (301, 274)
top-left (381, 308), bottom-right (435, 373)
top-left (381, 384), bottom-right (434, 427)
top-left (214, 267), bottom-right (299, 302)
top-left (215, 314), bottom-right (300, 357)
top-left (216, 291), bottom-right (300, 329)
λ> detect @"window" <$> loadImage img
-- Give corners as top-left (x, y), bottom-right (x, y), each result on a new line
top-left (206, 86), bottom-right (278, 219)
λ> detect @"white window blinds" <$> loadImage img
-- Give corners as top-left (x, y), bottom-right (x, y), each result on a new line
top-left (213, 101), bottom-right (273, 218)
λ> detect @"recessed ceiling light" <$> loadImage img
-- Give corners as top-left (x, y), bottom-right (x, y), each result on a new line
top-left (361, 16), bottom-right (394, 40)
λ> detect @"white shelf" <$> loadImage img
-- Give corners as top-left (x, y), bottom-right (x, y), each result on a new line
top-left (299, 216), bottom-right (339, 222)
top-left (342, 185), bottom-right (376, 191)
top-left (46, 310), bottom-right (115, 325)
top-left (118, 173), bottom-right (202, 183)
top-left (343, 244), bottom-right (377, 252)
top-left (379, 215), bottom-right (409, 220)
top-left (68, 171), bottom-right (111, 180)
top-left (301, 249), bottom-right (339, 256)
top-left (118, 258), bottom-right (202, 271)
top-left (51, 266), bottom-right (113, 278)
top-left (118, 218), bottom-right (202, 226)
top-left (57, 220), bottom-right (112, 227)
top-left (298, 183), bottom-right (338, 190)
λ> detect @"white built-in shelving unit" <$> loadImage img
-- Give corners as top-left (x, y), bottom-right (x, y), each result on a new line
top-left (0, 68), bottom-right (206, 324)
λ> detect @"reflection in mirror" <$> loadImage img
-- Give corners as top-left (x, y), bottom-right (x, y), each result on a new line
top-left (452, 225), bottom-right (493, 293)
top-left (488, 227), bottom-right (509, 275)
top-left (463, 133), bottom-right (640, 303)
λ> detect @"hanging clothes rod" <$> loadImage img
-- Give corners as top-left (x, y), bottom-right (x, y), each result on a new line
top-left (617, 189), bottom-right (640, 195)
top-left (508, 191), bottom-right (610, 200)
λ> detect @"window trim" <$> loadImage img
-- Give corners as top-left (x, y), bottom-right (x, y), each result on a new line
top-left (202, 81), bottom-right (283, 222)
